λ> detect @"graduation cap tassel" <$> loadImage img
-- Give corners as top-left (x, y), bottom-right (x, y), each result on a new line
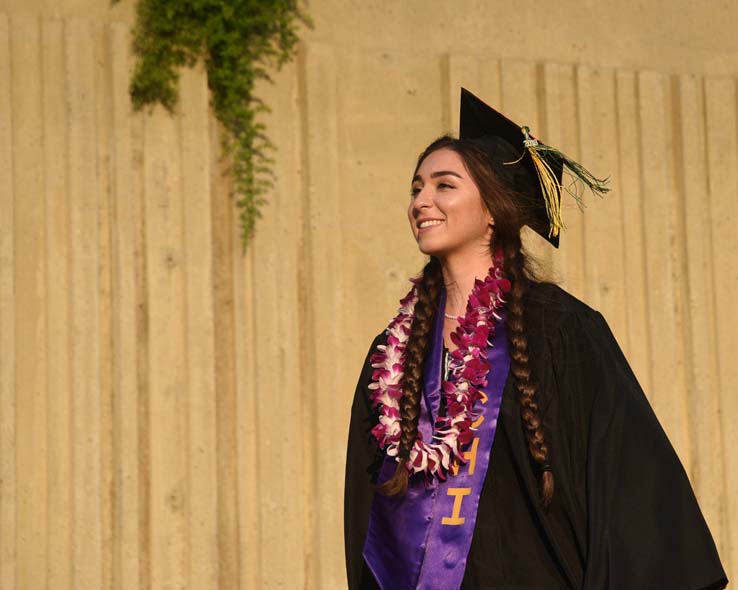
top-left (524, 134), bottom-right (566, 239)
top-left (513, 126), bottom-right (610, 239)
top-left (504, 126), bottom-right (565, 238)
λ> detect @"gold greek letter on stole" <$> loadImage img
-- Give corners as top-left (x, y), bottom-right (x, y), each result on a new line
top-left (441, 487), bottom-right (471, 525)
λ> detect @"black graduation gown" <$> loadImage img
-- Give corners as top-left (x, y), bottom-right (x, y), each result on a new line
top-left (344, 282), bottom-right (728, 590)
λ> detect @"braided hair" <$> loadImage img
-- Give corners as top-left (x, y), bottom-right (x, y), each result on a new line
top-left (377, 135), bottom-right (555, 508)
top-left (376, 257), bottom-right (443, 497)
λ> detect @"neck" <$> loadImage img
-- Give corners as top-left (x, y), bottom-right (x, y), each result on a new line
top-left (439, 250), bottom-right (496, 316)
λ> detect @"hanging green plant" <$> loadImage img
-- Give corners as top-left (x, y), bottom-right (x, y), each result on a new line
top-left (113, 0), bottom-right (312, 251)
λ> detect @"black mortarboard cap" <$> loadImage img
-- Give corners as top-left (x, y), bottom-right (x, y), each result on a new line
top-left (458, 87), bottom-right (609, 248)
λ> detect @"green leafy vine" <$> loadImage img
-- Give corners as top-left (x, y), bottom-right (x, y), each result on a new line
top-left (114, 0), bottom-right (311, 251)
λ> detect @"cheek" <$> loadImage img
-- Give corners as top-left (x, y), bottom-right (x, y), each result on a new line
top-left (460, 214), bottom-right (487, 235)
top-left (449, 200), bottom-right (489, 237)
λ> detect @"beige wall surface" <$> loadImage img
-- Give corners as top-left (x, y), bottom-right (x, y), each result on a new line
top-left (1, 1), bottom-right (737, 588)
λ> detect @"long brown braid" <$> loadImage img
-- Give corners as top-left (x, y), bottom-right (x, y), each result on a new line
top-left (501, 241), bottom-right (554, 507)
top-left (377, 135), bottom-right (554, 507)
top-left (376, 257), bottom-right (443, 496)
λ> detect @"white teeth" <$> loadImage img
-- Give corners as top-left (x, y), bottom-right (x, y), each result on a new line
top-left (419, 220), bottom-right (444, 228)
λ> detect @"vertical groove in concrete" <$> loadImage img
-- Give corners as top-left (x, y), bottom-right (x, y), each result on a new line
top-left (633, 71), bottom-right (662, 399)
top-left (209, 112), bottom-right (240, 590)
top-left (615, 70), bottom-right (652, 391)
top-left (295, 41), bottom-right (316, 590)
top-left (41, 15), bottom-right (72, 590)
top-left (705, 76), bottom-right (738, 576)
top-left (233, 76), bottom-right (261, 590)
top-left (92, 18), bottom-right (115, 590)
top-left (669, 71), bottom-right (693, 476)
top-left (233, 135), bottom-right (258, 590)
top-left (109, 20), bottom-right (141, 590)
top-left (131, 92), bottom-right (151, 590)
top-left (0, 13), bottom-right (16, 590)
top-left (66, 15), bottom-right (103, 589)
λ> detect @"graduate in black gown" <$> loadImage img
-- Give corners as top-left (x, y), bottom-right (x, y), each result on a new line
top-left (343, 88), bottom-right (728, 590)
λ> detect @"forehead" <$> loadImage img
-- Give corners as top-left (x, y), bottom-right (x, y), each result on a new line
top-left (414, 148), bottom-right (467, 179)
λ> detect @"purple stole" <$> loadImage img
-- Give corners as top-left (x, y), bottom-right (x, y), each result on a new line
top-left (363, 290), bottom-right (510, 590)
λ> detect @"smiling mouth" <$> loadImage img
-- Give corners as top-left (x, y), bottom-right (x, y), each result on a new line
top-left (418, 220), bottom-right (444, 229)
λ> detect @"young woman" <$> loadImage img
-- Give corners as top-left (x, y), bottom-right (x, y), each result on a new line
top-left (343, 88), bottom-right (728, 590)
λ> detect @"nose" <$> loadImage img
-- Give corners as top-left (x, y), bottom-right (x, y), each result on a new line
top-left (411, 185), bottom-right (433, 216)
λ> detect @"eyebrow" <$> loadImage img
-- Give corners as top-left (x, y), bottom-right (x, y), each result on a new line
top-left (412, 170), bottom-right (464, 183)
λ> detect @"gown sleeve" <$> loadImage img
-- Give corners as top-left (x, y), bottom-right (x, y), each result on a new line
top-left (344, 332), bottom-right (386, 590)
top-left (554, 308), bottom-right (728, 590)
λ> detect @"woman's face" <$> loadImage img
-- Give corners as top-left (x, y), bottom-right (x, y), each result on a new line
top-left (408, 148), bottom-right (493, 258)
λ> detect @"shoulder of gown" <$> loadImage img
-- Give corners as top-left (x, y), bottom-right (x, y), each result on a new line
top-left (523, 282), bottom-right (728, 589)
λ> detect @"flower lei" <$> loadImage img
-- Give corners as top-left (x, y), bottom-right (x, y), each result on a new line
top-left (368, 260), bottom-right (511, 481)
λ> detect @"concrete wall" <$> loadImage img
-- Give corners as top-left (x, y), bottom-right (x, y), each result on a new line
top-left (0, 1), bottom-right (736, 588)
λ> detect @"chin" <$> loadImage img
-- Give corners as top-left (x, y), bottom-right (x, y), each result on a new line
top-left (416, 239), bottom-right (450, 258)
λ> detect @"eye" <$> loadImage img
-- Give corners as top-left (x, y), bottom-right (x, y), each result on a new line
top-left (437, 182), bottom-right (454, 190)
top-left (410, 186), bottom-right (422, 198)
